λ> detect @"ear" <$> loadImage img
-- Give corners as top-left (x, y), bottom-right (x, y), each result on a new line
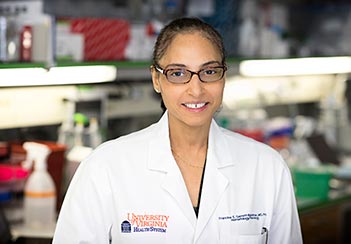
top-left (151, 68), bottom-right (161, 93)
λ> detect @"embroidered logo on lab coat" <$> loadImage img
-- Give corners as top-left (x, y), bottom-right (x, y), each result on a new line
top-left (121, 213), bottom-right (170, 233)
top-left (121, 220), bottom-right (132, 233)
top-left (218, 212), bottom-right (267, 222)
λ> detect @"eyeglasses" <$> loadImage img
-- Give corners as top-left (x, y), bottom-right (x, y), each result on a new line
top-left (153, 64), bottom-right (227, 84)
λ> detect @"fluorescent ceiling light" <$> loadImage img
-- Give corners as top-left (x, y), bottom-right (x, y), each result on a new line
top-left (0, 68), bottom-right (48, 86)
top-left (0, 65), bottom-right (117, 87)
top-left (239, 56), bottom-right (351, 77)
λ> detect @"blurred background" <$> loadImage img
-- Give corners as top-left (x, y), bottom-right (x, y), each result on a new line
top-left (1, 0), bottom-right (351, 243)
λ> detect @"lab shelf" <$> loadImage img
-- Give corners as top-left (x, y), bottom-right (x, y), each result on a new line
top-left (0, 59), bottom-right (240, 83)
top-left (0, 62), bottom-right (46, 69)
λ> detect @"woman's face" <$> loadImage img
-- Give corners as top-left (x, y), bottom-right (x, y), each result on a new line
top-left (152, 32), bottom-right (225, 129)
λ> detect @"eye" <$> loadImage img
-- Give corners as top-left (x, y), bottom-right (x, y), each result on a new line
top-left (202, 67), bottom-right (218, 76)
top-left (168, 69), bottom-right (186, 77)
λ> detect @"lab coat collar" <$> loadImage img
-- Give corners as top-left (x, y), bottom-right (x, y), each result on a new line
top-left (148, 111), bottom-right (234, 235)
top-left (147, 111), bottom-right (171, 173)
top-left (148, 111), bottom-right (236, 171)
top-left (207, 116), bottom-right (236, 168)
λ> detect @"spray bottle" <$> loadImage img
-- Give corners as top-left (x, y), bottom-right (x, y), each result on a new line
top-left (23, 142), bottom-right (56, 229)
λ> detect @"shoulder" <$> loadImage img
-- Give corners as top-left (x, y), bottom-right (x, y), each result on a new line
top-left (218, 126), bottom-right (288, 170)
top-left (93, 122), bottom-right (157, 155)
top-left (66, 124), bottom-right (158, 177)
top-left (218, 127), bottom-right (294, 196)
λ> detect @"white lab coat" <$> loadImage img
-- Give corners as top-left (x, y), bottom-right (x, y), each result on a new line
top-left (53, 112), bottom-right (302, 244)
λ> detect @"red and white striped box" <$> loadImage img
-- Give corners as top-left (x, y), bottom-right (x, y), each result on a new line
top-left (70, 18), bottom-right (130, 61)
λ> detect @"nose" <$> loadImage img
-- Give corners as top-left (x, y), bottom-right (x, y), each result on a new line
top-left (187, 73), bottom-right (204, 97)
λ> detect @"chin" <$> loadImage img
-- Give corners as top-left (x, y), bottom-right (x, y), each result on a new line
top-left (183, 115), bottom-right (213, 128)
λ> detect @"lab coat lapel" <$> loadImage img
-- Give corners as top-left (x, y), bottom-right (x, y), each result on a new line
top-left (161, 163), bottom-right (197, 228)
top-left (194, 120), bottom-right (233, 241)
top-left (148, 113), bottom-right (197, 228)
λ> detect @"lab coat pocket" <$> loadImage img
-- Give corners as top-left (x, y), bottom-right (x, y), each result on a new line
top-left (219, 221), bottom-right (268, 244)
top-left (218, 212), bottom-right (268, 244)
top-left (220, 233), bottom-right (267, 244)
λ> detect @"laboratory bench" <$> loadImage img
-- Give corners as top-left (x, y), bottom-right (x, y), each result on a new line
top-left (298, 188), bottom-right (351, 244)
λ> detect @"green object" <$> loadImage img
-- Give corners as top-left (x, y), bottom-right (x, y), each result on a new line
top-left (293, 168), bottom-right (332, 200)
top-left (218, 117), bottom-right (230, 129)
top-left (74, 113), bottom-right (89, 125)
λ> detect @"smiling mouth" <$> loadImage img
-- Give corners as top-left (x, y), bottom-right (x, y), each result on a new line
top-left (183, 102), bottom-right (207, 109)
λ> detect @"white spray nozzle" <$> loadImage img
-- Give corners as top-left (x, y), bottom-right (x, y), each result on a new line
top-left (23, 142), bottom-right (51, 171)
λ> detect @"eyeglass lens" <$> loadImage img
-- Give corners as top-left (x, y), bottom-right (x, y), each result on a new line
top-left (165, 67), bottom-right (225, 83)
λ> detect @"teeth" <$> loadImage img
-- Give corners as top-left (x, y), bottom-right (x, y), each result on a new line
top-left (184, 103), bottom-right (206, 109)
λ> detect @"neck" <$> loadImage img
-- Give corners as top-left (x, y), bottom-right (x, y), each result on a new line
top-left (169, 119), bottom-right (210, 153)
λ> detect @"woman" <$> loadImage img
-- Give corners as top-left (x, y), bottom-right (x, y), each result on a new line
top-left (53, 17), bottom-right (302, 243)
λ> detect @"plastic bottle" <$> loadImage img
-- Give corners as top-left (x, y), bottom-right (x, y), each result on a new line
top-left (89, 117), bottom-right (102, 148)
top-left (0, 16), bottom-right (7, 61)
top-left (73, 113), bottom-right (89, 147)
top-left (23, 142), bottom-right (56, 229)
top-left (63, 113), bottom-right (93, 193)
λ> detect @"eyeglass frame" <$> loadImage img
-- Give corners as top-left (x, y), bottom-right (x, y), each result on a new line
top-left (152, 63), bottom-right (227, 84)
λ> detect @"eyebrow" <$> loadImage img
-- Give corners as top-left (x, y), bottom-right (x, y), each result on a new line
top-left (164, 61), bottom-right (222, 69)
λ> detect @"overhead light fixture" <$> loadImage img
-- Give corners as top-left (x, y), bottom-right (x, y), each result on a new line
top-left (0, 65), bottom-right (117, 87)
top-left (239, 56), bottom-right (351, 77)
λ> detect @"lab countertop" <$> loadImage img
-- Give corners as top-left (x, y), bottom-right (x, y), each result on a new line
top-left (297, 187), bottom-right (351, 214)
top-left (11, 223), bottom-right (55, 240)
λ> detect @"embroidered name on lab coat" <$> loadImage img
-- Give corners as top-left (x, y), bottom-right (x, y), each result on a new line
top-left (219, 212), bottom-right (267, 222)
top-left (121, 213), bottom-right (170, 233)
